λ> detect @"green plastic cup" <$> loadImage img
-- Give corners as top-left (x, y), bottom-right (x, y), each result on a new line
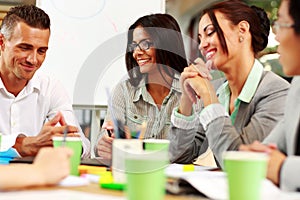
top-left (223, 151), bottom-right (268, 200)
top-left (143, 139), bottom-right (170, 152)
top-left (125, 150), bottom-right (169, 200)
top-left (52, 136), bottom-right (82, 176)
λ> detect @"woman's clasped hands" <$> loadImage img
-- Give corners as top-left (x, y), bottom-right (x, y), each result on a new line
top-left (180, 58), bottom-right (218, 107)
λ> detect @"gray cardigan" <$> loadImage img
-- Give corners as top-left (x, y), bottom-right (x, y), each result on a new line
top-left (169, 70), bottom-right (290, 167)
top-left (263, 76), bottom-right (300, 191)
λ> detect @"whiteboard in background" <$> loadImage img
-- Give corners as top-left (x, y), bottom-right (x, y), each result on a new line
top-left (36, 0), bottom-right (165, 105)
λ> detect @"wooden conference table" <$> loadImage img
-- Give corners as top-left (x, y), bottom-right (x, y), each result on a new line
top-left (7, 157), bottom-right (209, 200)
top-left (20, 182), bottom-right (208, 200)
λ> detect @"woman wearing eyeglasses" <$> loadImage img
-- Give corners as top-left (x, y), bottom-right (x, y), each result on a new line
top-left (168, 0), bottom-right (290, 167)
top-left (240, 0), bottom-right (300, 191)
top-left (95, 13), bottom-right (188, 159)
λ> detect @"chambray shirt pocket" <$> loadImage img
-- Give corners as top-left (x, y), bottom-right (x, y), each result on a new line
top-left (126, 110), bottom-right (148, 126)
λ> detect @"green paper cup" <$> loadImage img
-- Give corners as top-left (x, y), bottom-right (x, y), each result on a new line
top-left (223, 151), bottom-right (268, 200)
top-left (125, 150), bottom-right (169, 200)
top-left (52, 136), bottom-right (82, 176)
top-left (143, 139), bottom-right (170, 152)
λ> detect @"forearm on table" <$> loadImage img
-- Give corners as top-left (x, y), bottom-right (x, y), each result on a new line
top-left (0, 164), bottom-right (45, 190)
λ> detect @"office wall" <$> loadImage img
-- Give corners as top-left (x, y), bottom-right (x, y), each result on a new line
top-left (37, 0), bottom-right (165, 106)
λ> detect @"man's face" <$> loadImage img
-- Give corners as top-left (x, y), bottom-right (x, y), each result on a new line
top-left (0, 22), bottom-right (50, 81)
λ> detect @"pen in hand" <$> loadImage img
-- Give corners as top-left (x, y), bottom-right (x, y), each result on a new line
top-left (103, 122), bottom-right (114, 137)
top-left (62, 125), bottom-right (68, 146)
top-left (107, 129), bottom-right (113, 137)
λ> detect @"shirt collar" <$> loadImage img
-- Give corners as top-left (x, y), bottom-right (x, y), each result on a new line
top-left (0, 73), bottom-right (41, 96)
top-left (238, 59), bottom-right (264, 103)
top-left (217, 59), bottom-right (264, 105)
top-left (28, 73), bottom-right (41, 89)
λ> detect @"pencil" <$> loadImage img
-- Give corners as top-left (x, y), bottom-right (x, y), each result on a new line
top-left (138, 121), bottom-right (147, 140)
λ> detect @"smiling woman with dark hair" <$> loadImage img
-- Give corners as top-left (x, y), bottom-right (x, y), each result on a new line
top-left (95, 13), bottom-right (188, 160)
top-left (168, 0), bottom-right (290, 168)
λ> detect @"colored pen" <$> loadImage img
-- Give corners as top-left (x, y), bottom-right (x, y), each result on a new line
top-left (138, 121), bottom-right (147, 139)
top-left (100, 182), bottom-right (125, 190)
top-left (62, 125), bottom-right (68, 146)
top-left (78, 165), bottom-right (109, 175)
top-left (99, 171), bottom-right (125, 190)
top-left (183, 164), bottom-right (195, 172)
top-left (107, 129), bottom-right (113, 137)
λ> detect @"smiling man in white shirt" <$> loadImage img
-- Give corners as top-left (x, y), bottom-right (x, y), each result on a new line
top-left (0, 5), bottom-right (90, 158)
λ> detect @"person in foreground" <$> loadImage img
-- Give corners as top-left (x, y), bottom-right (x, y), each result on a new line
top-left (0, 147), bottom-right (72, 190)
top-left (240, 0), bottom-right (300, 191)
top-left (0, 5), bottom-right (90, 157)
top-left (95, 13), bottom-right (188, 159)
top-left (168, 0), bottom-right (290, 167)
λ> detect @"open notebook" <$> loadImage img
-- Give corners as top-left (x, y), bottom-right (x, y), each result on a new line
top-left (0, 148), bottom-right (19, 164)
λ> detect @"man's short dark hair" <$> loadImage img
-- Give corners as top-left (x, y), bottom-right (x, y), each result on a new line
top-left (0, 4), bottom-right (50, 40)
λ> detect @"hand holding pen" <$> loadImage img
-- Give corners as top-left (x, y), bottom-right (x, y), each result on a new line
top-left (96, 120), bottom-right (147, 159)
top-left (15, 112), bottom-right (78, 157)
top-left (46, 113), bottom-right (79, 146)
top-left (96, 121), bottom-right (115, 159)
top-left (102, 121), bottom-right (114, 137)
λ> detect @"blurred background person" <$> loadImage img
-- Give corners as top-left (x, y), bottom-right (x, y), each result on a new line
top-left (240, 0), bottom-right (300, 191)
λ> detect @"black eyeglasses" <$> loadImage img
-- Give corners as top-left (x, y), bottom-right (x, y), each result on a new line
top-left (128, 39), bottom-right (154, 52)
top-left (272, 20), bottom-right (295, 34)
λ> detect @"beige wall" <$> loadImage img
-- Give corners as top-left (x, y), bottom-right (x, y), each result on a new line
top-left (0, 5), bottom-right (11, 25)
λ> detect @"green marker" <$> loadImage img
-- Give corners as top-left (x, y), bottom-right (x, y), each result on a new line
top-left (99, 171), bottom-right (125, 190)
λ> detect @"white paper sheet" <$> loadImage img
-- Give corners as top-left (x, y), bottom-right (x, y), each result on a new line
top-left (166, 169), bottom-right (300, 200)
top-left (58, 175), bottom-right (90, 187)
top-left (165, 163), bottom-right (217, 179)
